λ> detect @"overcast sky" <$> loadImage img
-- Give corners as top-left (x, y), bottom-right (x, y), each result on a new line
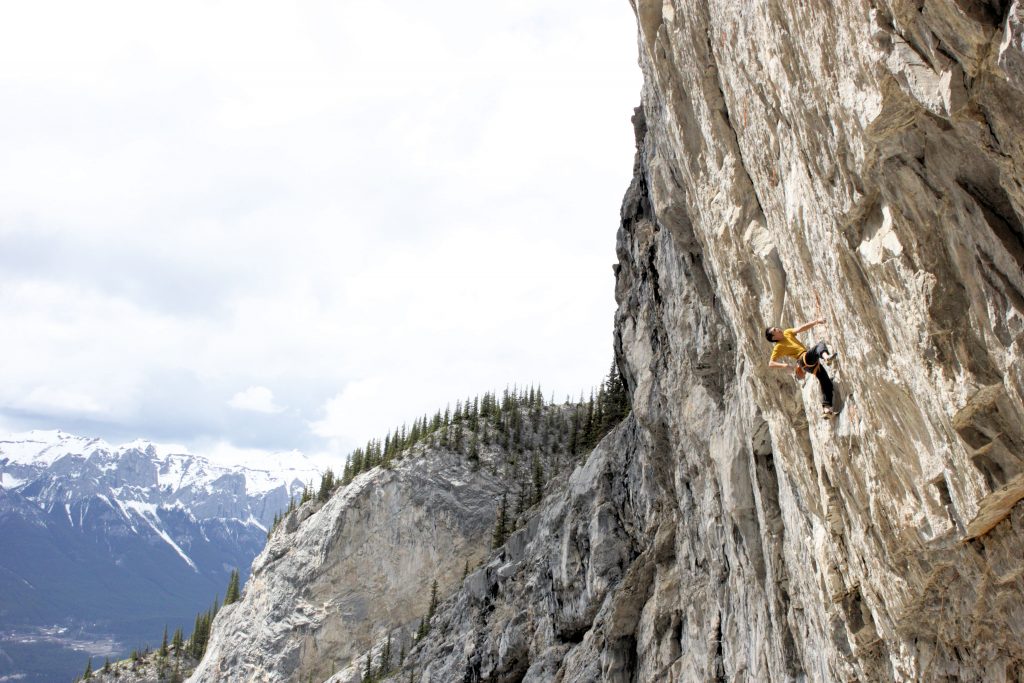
top-left (0, 1), bottom-right (642, 467)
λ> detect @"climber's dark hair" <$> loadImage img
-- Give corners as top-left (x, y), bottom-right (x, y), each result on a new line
top-left (764, 327), bottom-right (774, 343)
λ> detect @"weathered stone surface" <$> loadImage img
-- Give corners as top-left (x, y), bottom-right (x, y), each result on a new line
top-left (397, 1), bottom-right (1024, 680)
top-left (187, 448), bottom-right (508, 683)
top-left (89, 652), bottom-right (199, 683)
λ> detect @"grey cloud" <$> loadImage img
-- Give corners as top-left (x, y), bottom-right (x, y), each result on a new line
top-left (0, 371), bottom-right (343, 454)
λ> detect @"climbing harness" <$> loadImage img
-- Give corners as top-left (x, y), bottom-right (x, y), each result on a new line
top-left (797, 351), bottom-right (821, 377)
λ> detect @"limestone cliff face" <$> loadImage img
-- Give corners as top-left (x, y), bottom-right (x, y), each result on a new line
top-left (186, 448), bottom-right (508, 683)
top-left (613, 0), bottom-right (1024, 678)
top-left (189, 2), bottom-right (1024, 681)
top-left (395, 1), bottom-right (1024, 680)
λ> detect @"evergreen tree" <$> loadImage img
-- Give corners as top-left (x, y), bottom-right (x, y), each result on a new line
top-left (268, 512), bottom-right (280, 538)
top-left (468, 431), bottom-right (480, 468)
top-left (103, 657), bottom-right (110, 673)
top-left (317, 469), bottom-right (335, 501)
top-left (187, 594), bottom-right (223, 661)
top-left (83, 657), bottom-right (92, 679)
top-left (453, 422), bottom-right (463, 453)
top-left (160, 625), bottom-right (168, 657)
top-left (491, 493), bottom-right (508, 549)
top-left (578, 392), bottom-right (592, 449)
top-left (381, 633), bottom-right (392, 675)
top-left (190, 613), bottom-right (203, 658)
top-left (532, 455), bottom-right (544, 504)
top-left (594, 387), bottom-right (605, 441)
top-left (428, 579), bottom-right (439, 619)
top-left (364, 651), bottom-right (373, 680)
top-left (600, 359), bottom-right (630, 433)
top-left (172, 627), bottom-right (183, 656)
top-left (514, 478), bottom-right (527, 520)
top-left (351, 449), bottom-right (364, 477)
top-left (225, 568), bottom-right (241, 605)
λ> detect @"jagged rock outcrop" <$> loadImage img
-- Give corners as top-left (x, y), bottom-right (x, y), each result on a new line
top-left (86, 651), bottom-right (199, 683)
top-left (334, 419), bottom-right (653, 683)
top-left (190, 1), bottom-right (1024, 681)
top-left (187, 396), bottom-right (592, 683)
top-left (185, 448), bottom-right (502, 682)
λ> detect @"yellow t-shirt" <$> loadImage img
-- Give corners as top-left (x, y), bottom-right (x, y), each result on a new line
top-left (770, 328), bottom-right (806, 362)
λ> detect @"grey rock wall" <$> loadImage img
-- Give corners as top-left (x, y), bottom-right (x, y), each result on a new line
top-left (616, 0), bottom-right (1024, 679)
top-left (394, 1), bottom-right (1024, 681)
top-left (187, 448), bottom-right (509, 683)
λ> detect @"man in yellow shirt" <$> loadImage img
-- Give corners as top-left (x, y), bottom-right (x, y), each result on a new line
top-left (765, 318), bottom-right (836, 418)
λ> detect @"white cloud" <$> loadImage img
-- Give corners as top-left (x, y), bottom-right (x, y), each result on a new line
top-left (19, 386), bottom-right (107, 416)
top-left (0, 0), bottom-right (642, 457)
top-left (228, 387), bottom-right (285, 414)
top-left (309, 378), bottom-right (385, 445)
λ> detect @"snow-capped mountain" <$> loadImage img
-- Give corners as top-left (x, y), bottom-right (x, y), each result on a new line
top-left (0, 429), bottom-right (321, 683)
top-left (1, 430), bottom-right (319, 527)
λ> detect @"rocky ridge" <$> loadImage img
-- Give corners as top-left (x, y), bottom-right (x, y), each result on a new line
top-left (190, 1), bottom-right (1024, 681)
top-left (186, 397), bottom-right (594, 683)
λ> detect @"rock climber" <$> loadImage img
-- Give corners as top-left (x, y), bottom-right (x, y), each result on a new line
top-left (765, 319), bottom-right (836, 418)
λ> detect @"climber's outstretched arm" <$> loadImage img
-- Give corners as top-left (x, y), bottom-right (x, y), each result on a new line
top-left (793, 318), bottom-right (825, 334)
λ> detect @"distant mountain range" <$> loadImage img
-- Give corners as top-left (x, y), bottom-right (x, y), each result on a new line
top-left (0, 430), bottom-right (320, 683)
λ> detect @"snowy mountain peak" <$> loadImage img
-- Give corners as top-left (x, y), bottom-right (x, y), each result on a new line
top-left (0, 429), bottom-right (114, 466)
top-left (0, 429), bottom-right (328, 681)
top-left (0, 426), bottom-right (326, 589)
top-left (0, 430), bottom-right (321, 500)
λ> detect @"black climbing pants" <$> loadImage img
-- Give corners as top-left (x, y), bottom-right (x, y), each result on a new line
top-left (801, 342), bottom-right (833, 408)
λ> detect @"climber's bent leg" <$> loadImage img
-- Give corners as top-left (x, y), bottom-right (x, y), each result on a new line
top-left (815, 365), bottom-right (834, 408)
top-left (807, 342), bottom-right (829, 362)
